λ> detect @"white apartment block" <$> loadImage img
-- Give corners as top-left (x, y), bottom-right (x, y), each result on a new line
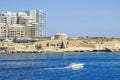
top-left (0, 11), bottom-right (17, 25)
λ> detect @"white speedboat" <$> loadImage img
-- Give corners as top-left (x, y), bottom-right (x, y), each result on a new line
top-left (68, 63), bottom-right (84, 70)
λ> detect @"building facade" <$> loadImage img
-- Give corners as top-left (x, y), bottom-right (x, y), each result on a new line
top-left (7, 24), bottom-right (25, 39)
top-left (0, 23), bottom-right (7, 39)
top-left (17, 13), bottom-right (37, 38)
top-left (25, 10), bottom-right (46, 37)
top-left (0, 11), bottom-right (17, 25)
top-left (0, 10), bottom-right (46, 39)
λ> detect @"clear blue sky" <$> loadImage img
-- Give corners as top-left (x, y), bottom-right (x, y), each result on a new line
top-left (0, 0), bottom-right (120, 37)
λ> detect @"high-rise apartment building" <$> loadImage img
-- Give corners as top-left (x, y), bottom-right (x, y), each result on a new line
top-left (25, 10), bottom-right (46, 37)
top-left (0, 11), bottom-right (17, 25)
top-left (0, 10), bottom-right (46, 39)
top-left (17, 12), bottom-right (37, 38)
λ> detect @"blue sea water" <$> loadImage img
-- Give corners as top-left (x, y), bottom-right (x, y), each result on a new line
top-left (0, 52), bottom-right (120, 80)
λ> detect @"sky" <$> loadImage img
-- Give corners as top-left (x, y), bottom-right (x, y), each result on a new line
top-left (0, 0), bottom-right (120, 37)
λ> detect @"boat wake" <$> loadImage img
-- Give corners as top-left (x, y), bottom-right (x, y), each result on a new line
top-left (44, 63), bottom-right (84, 70)
top-left (66, 62), bottom-right (84, 70)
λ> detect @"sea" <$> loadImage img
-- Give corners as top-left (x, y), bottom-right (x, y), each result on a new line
top-left (0, 52), bottom-right (120, 80)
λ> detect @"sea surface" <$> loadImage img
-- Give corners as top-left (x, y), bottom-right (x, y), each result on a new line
top-left (0, 52), bottom-right (120, 80)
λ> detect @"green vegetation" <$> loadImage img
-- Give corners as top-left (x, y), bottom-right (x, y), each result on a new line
top-left (35, 44), bottom-right (42, 50)
top-left (26, 45), bottom-right (29, 48)
top-left (46, 43), bottom-right (50, 47)
top-left (50, 44), bottom-right (56, 46)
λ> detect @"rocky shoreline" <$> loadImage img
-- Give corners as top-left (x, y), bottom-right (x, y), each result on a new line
top-left (0, 38), bottom-right (120, 53)
top-left (0, 47), bottom-right (118, 54)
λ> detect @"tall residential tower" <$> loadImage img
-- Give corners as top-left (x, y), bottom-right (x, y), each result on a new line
top-left (25, 10), bottom-right (46, 37)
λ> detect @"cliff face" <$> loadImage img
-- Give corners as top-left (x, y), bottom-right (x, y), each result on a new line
top-left (0, 38), bottom-right (120, 53)
top-left (94, 40), bottom-right (120, 52)
top-left (67, 39), bottom-right (120, 52)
